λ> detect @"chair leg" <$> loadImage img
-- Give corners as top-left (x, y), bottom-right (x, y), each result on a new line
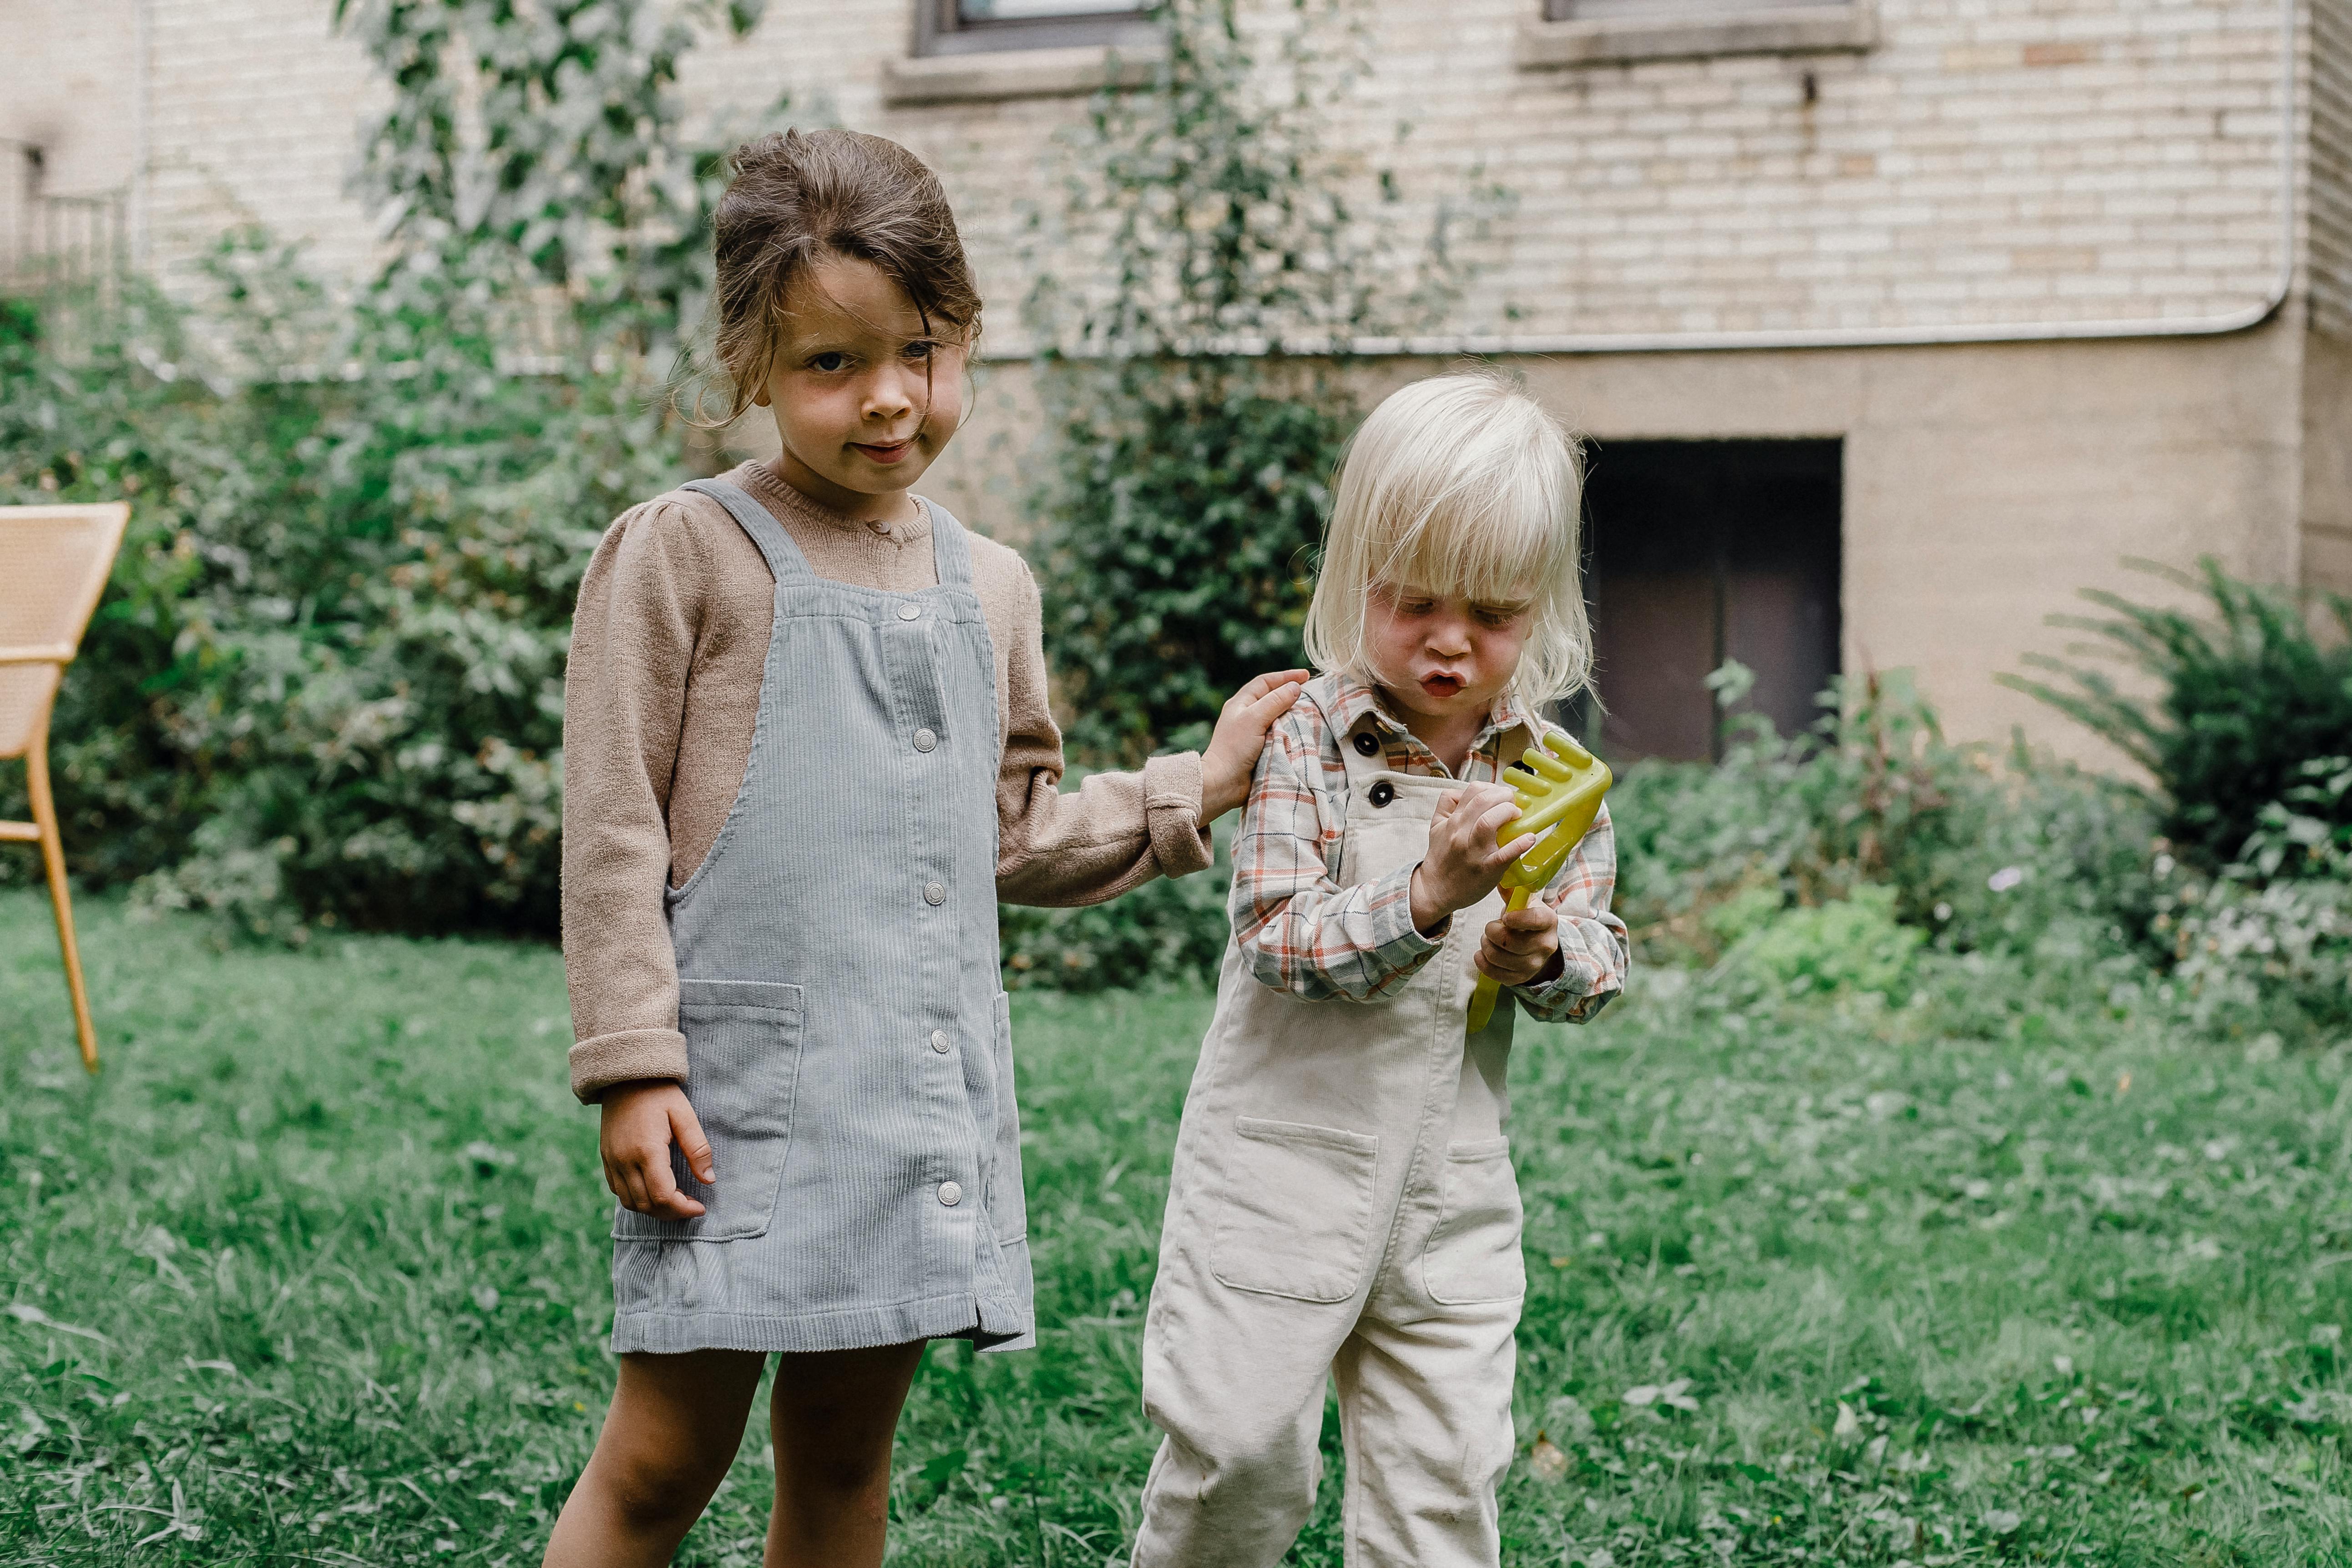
top-left (24, 731), bottom-right (98, 1074)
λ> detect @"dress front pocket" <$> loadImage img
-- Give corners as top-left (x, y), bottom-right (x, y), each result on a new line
top-left (612, 978), bottom-right (803, 1244)
top-left (1209, 1116), bottom-right (1381, 1303)
top-left (1420, 1136), bottom-right (1526, 1304)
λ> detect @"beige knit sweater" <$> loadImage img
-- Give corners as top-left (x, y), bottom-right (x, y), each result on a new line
top-left (560, 460), bottom-right (1210, 1102)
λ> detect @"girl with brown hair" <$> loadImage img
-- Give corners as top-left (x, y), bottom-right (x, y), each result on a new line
top-left (544, 127), bottom-right (1304, 1566)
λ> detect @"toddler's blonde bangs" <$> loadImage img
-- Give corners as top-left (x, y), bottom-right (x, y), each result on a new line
top-left (1304, 373), bottom-right (1593, 706)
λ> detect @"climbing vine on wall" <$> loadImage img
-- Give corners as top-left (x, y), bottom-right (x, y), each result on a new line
top-left (1024, 0), bottom-right (1506, 764)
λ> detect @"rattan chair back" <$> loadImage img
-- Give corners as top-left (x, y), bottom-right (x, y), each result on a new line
top-left (0, 504), bottom-right (128, 758)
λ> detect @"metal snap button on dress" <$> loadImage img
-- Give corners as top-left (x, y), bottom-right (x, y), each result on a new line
top-left (897, 602), bottom-right (922, 621)
top-left (937, 1181), bottom-right (963, 1207)
top-left (923, 882), bottom-right (947, 905)
top-left (914, 728), bottom-right (937, 752)
top-left (1353, 730), bottom-right (1380, 757)
top-left (930, 1030), bottom-right (951, 1053)
top-left (1367, 780), bottom-right (1395, 807)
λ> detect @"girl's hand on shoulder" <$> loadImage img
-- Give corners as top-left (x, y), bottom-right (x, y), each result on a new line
top-left (1200, 668), bottom-right (1310, 821)
top-left (1476, 899), bottom-right (1565, 988)
top-left (1409, 782), bottom-right (1533, 934)
top-left (599, 1080), bottom-right (715, 1220)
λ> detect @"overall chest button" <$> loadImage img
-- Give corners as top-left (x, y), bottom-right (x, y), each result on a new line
top-left (930, 1029), bottom-right (951, 1053)
top-left (1353, 731), bottom-right (1380, 758)
top-left (1367, 780), bottom-right (1395, 808)
top-left (937, 1181), bottom-right (963, 1207)
top-left (913, 728), bottom-right (937, 753)
top-left (896, 602), bottom-right (922, 622)
top-left (923, 881), bottom-right (947, 906)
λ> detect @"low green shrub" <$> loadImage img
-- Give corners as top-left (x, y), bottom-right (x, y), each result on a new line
top-left (1032, 370), bottom-right (1347, 763)
top-left (1725, 883), bottom-right (1923, 1003)
top-left (2166, 872), bottom-right (2351, 1039)
top-left (2152, 755), bottom-right (2352, 1042)
top-left (1607, 668), bottom-right (2160, 971)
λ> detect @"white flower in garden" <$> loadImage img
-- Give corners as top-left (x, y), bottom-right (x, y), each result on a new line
top-left (1987, 866), bottom-right (2025, 893)
top-left (1623, 1379), bottom-right (1698, 1411)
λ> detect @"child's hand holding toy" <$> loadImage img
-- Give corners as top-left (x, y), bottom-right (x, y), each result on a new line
top-left (1475, 900), bottom-right (1563, 989)
top-left (1409, 782), bottom-right (1536, 935)
top-left (1464, 732), bottom-right (1612, 1030)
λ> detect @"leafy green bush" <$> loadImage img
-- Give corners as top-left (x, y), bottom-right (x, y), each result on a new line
top-left (2000, 558), bottom-right (2352, 874)
top-left (1032, 368), bottom-right (1347, 762)
top-left (0, 257), bottom-right (672, 939)
top-left (2166, 871), bottom-right (2350, 1039)
top-left (0, 0), bottom-right (770, 941)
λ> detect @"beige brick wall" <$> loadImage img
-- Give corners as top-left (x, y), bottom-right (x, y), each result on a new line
top-left (4, 0), bottom-right (2313, 335)
top-left (136, 0), bottom-right (385, 298)
top-left (0, 0), bottom-right (141, 196)
top-left (677, 0), bottom-right (2307, 344)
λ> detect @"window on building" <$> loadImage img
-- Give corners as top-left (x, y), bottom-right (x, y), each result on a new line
top-left (1575, 439), bottom-right (1842, 763)
top-left (916, 0), bottom-right (1154, 55)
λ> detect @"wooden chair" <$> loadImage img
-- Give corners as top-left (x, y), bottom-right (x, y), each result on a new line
top-left (1, 503), bottom-right (129, 1074)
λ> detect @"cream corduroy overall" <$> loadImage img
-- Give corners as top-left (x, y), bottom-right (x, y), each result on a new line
top-left (1133, 720), bottom-right (1534, 1568)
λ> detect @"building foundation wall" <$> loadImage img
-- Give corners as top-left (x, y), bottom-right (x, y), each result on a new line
top-left (909, 323), bottom-right (2306, 762)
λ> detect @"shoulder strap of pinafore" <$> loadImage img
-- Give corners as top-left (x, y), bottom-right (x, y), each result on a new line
top-left (680, 478), bottom-right (815, 583)
top-left (919, 496), bottom-right (976, 590)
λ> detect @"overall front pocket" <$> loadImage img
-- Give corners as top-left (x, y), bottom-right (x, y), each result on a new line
top-left (1209, 1116), bottom-right (1381, 1303)
top-left (1420, 1136), bottom-right (1526, 1305)
top-left (612, 978), bottom-right (803, 1244)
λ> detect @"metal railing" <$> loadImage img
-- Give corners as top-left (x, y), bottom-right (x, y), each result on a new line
top-left (0, 142), bottom-right (126, 293)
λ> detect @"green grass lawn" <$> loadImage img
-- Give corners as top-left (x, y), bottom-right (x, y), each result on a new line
top-left (2, 890), bottom-right (2350, 1566)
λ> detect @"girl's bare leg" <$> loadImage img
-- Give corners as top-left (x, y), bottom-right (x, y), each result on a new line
top-left (764, 1339), bottom-right (928, 1568)
top-left (544, 1349), bottom-right (766, 1568)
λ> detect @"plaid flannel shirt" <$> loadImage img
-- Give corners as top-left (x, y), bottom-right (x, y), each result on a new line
top-left (1230, 673), bottom-right (1630, 1021)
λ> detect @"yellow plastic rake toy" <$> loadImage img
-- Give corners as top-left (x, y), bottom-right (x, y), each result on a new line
top-left (1465, 732), bottom-right (1613, 1032)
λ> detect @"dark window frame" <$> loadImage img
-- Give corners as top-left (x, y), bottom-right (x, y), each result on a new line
top-left (915, 0), bottom-right (1156, 56)
top-left (1572, 438), bottom-right (1844, 764)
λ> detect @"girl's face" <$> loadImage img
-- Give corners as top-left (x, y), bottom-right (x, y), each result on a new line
top-left (1365, 581), bottom-right (1534, 729)
top-left (758, 252), bottom-right (968, 521)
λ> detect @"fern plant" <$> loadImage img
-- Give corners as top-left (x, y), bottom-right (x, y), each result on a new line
top-left (1998, 558), bottom-right (2352, 874)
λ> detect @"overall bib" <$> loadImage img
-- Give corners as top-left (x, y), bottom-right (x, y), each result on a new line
top-left (1134, 720), bottom-right (1532, 1568)
top-left (608, 478), bottom-right (1034, 1356)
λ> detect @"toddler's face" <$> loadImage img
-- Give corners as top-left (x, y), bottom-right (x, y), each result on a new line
top-left (1365, 582), bottom-right (1533, 728)
top-left (758, 253), bottom-right (968, 518)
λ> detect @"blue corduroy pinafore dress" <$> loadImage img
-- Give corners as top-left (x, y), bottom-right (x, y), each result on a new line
top-left (608, 477), bottom-right (1034, 1356)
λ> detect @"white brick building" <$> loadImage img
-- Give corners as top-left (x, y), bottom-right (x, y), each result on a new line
top-left (4, 0), bottom-right (2345, 758)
